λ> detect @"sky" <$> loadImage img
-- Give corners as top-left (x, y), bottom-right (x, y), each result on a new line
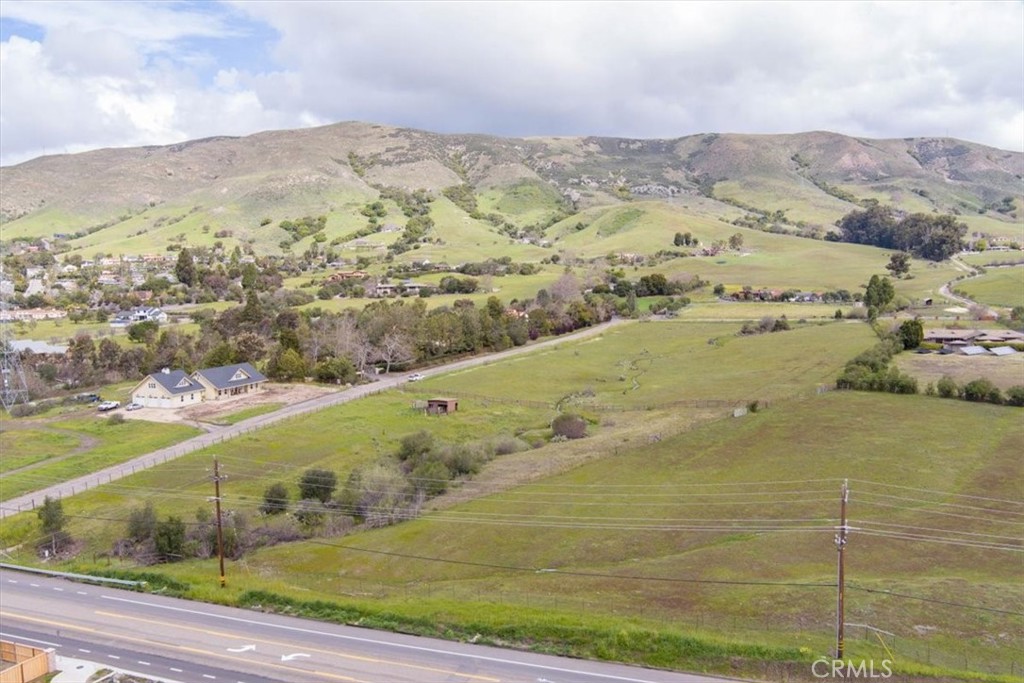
top-left (1, 1), bottom-right (1022, 167)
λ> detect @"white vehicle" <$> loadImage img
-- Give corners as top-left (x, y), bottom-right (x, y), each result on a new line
top-left (97, 401), bottom-right (120, 411)
top-left (407, 373), bottom-right (425, 382)
top-left (125, 402), bottom-right (143, 411)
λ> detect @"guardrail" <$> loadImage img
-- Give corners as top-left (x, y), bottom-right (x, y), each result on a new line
top-left (0, 562), bottom-right (146, 587)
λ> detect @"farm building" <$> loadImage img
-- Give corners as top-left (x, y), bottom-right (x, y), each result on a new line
top-left (426, 398), bottom-right (459, 415)
top-left (131, 363), bottom-right (267, 408)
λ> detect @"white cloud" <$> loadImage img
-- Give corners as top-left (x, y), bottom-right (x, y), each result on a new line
top-left (1, 0), bottom-right (1021, 165)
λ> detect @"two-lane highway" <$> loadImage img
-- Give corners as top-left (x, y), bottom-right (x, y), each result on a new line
top-left (0, 569), bottom-right (739, 683)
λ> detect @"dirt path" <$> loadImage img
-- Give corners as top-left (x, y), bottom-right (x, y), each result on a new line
top-left (0, 425), bottom-right (101, 477)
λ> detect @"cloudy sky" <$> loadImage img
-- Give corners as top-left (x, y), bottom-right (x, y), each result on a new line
top-left (1, 1), bottom-right (1022, 166)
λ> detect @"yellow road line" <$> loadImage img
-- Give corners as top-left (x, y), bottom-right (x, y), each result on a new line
top-left (93, 609), bottom-right (500, 682)
top-left (0, 610), bottom-right (368, 683)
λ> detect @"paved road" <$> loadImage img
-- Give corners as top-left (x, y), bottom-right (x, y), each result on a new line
top-left (0, 568), bottom-right (739, 683)
top-left (0, 319), bottom-right (629, 519)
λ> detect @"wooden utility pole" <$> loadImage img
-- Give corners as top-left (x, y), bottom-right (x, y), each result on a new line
top-left (213, 456), bottom-right (226, 588)
top-left (835, 479), bottom-right (849, 659)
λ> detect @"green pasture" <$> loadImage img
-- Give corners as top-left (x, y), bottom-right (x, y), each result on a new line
top-left (0, 392), bottom-right (554, 550)
top-left (712, 176), bottom-right (857, 226)
top-left (0, 416), bottom-right (201, 501)
top-left (952, 266), bottom-right (1024, 308)
top-left (211, 403), bottom-right (285, 426)
top-left (959, 251), bottom-right (1024, 267)
top-left (425, 319), bottom-right (876, 408)
top-left (478, 180), bottom-right (567, 228)
top-left (39, 390), bottom-right (1018, 679)
top-left (235, 392), bottom-right (1022, 675)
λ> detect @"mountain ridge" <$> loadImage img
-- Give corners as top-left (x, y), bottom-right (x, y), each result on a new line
top-left (2, 122), bottom-right (1020, 253)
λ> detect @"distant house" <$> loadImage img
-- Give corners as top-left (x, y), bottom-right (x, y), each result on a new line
top-left (924, 329), bottom-right (982, 345)
top-left (131, 363), bottom-right (268, 408)
top-left (110, 307), bottom-right (168, 328)
top-left (192, 363), bottom-right (268, 400)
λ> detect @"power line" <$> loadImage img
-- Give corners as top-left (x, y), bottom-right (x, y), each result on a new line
top-left (846, 585), bottom-right (1024, 616)
top-left (850, 479), bottom-right (1024, 506)
top-left (306, 539), bottom-right (837, 589)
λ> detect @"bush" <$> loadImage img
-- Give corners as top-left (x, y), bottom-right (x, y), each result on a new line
top-left (492, 435), bottom-right (530, 456)
top-left (298, 469), bottom-right (337, 503)
top-left (126, 502), bottom-right (157, 542)
top-left (551, 413), bottom-right (587, 439)
top-left (260, 483), bottom-right (290, 515)
top-left (936, 375), bottom-right (959, 399)
top-left (1006, 386), bottom-right (1024, 407)
top-left (107, 413), bottom-right (125, 425)
top-left (963, 378), bottom-right (1002, 404)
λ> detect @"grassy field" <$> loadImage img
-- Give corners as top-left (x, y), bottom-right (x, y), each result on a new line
top-left (896, 352), bottom-right (1024, 391)
top-left (2, 320), bottom-right (1019, 679)
top-left (0, 415), bottom-right (202, 501)
top-left (210, 403), bottom-right (285, 425)
top-left (425, 319), bottom-right (876, 408)
top-left (952, 266), bottom-right (1024, 308)
top-left (959, 251), bottom-right (1024, 267)
top-left (22, 390), bottom-right (1019, 680)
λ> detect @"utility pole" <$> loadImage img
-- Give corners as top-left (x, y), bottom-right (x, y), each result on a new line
top-left (213, 456), bottom-right (226, 588)
top-left (835, 479), bottom-right (849, 659)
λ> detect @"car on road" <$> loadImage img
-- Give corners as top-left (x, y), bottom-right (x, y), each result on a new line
top-left (97, 401), bottom-right (120, 411)
top-left (125, 402), bottom-right (143, 411)
top-left (407, 373), bottom-right (425, 381)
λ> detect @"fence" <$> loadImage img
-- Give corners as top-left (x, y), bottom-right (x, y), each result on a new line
top-left (0, 642), bottom-right (53, 683)
top-left (0, 381), bottom-right (397, 517)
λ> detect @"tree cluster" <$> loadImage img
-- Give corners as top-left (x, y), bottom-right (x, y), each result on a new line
top-left (832, 206), bottom-right (967, 261)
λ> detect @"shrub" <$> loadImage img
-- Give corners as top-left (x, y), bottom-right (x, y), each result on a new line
top-left (107, 413), bottom-right (125, 425)
top-left (298, 468), bottom-right (337, 503)
top-left (963, 378), bottom-right (1002, 404)
top-left (936, 375), bottom-right (959, 399)
top-left (552, 413), bottom-right (587, 439)
top-left (260, 483), bottom-right (290, 515)
top-left (492, 435), bottom-right (530, 456)
top-left (1006, 386), bottom-right (1024, 407)
top-left (126, 502), bottom-right (157, 543)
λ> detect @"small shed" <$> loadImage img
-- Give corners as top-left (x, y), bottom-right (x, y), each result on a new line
top-left (426, 398), bottom-right (459, 415)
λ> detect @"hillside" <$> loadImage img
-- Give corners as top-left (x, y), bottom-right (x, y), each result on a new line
top-left (2, 123), bottom-right (1021, 257)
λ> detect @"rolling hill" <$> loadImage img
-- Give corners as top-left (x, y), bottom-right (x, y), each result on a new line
top-left (2, 123), bottom-right (1021, 258)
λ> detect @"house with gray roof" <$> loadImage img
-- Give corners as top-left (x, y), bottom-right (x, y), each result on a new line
top-left (130, 363), bottom-right (267, 408)
top-left (130, 368), bottom-right (206, 408)
top-left (192, 363), bottom-right (267, 400)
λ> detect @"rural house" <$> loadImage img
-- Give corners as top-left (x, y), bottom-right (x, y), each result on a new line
top-left (130, 368), bottom-right (205, 408)
top-left (192, 363), bottom-right (268, 400)
top-left (131, 363), bottom-right (267, 408)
